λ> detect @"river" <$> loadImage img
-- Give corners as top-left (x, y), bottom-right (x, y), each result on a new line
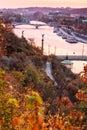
top-left (13, 21), bottom-right (87, 74)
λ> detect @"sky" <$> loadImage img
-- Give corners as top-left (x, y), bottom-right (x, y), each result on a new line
top-left (0, 0), bottom-right (87, 9)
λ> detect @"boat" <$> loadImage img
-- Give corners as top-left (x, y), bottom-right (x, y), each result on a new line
top-left (66, 36), bottom-right (78, 43)
top-left (53, 28), bottom-right (58, 33)
top-left (57, 31), bottom-right (63, 36)
top-left (62, 34), bottom-right (67, 39)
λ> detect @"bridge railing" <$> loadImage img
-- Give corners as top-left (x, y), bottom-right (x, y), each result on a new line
top-left (57, 55), bottom-right (87, 61)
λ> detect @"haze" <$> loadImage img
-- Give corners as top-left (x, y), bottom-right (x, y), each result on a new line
top-left (0, 0), bottom-right (87, 8)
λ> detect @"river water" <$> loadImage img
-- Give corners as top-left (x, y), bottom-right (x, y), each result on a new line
top-left (13, 22), bottom-right (87, 74)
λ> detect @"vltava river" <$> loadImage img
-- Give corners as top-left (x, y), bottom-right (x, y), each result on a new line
top-left (13, 22), bottom-right (87, 73)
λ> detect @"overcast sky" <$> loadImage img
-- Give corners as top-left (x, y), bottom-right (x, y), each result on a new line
top-left (0, 0), bottom-right (87, 8)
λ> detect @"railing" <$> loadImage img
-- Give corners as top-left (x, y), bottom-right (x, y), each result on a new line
top-left (57, 55), bottom-right (87, 61)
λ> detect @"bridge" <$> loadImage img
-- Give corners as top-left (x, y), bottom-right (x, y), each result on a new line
top-left (57, 55), bottom-right (87, 61)
top-left (12, 21), bottom-right (47, 29)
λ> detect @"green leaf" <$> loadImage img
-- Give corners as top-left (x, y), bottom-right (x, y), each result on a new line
top-left (8, 98), bottom-right (18, 107)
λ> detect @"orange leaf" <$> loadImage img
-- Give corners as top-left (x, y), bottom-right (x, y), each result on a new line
top-left (32, 123), bottom-right (39, 130)
top-left (12, 117), bottom-right (19, 126)
top-left (0, 120), bottom-right (3, 125)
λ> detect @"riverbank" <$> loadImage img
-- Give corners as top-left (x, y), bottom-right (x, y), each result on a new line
top-left (54, 27), bottom-right (87, 44)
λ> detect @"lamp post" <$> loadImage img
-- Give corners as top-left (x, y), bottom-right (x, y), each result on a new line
top-left (48, 45), bottom-right (50, 55)
top-left (22, 30), bottom-right (24, 38)
top-left (82, 43), bottom-right (84, 58)
top-left (54, 46), bottom-right (56, 55)
top-left (66, 52), bottom-right (68, 60)
top-left (41, 34), bottom-right (44, 55)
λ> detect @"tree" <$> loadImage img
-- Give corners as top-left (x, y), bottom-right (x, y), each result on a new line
top-left (80, 64), bottom-right (87, 83)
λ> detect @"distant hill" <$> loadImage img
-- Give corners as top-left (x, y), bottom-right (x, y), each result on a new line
top-left (1, 7), bottom-right (87, 15)
top-left (57, 8), bottom-right (87, 14)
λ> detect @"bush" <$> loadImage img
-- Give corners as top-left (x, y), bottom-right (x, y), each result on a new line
top-left (24, 64), bottom-right (39, 87)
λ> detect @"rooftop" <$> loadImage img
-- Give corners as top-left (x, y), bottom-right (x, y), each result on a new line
top-left (62, 60), bottom-right (73, 65)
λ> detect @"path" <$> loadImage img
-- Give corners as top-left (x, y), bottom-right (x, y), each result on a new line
top-left (45, 61), bottom-right (57, 86)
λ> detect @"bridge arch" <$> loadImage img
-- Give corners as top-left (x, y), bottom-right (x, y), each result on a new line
top-left (12, 20), bottom-right (47, 29)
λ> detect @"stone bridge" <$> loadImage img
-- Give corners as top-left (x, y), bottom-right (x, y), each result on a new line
top-left (12, 21), bottom-right (47, 29)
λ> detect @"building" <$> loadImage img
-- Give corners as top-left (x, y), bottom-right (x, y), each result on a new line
top-left (61, 60), bottom-right (73, 70)
top-left (82, 19), bottom-right (87, 23)
top-left (48, 11), bottom-right (70, 19)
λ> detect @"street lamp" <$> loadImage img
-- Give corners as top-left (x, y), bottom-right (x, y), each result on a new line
top-left (41, 34), bottom-right (44, 54)
top-left (22, 30), bottom-right (24, 38)
top-left (54, 46), bottom-right (56, 55)
top-left (66, 52), bottom-right (68, 60)
top-left (48, 45), bottom-right (50, 55)
top-left (82, 43), bottom-right (84, 57)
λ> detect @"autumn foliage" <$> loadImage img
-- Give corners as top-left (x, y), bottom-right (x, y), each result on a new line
top-left (80, 64), bottom-right (87, 83)
top-left (0, 19), bottom-right (87, 130)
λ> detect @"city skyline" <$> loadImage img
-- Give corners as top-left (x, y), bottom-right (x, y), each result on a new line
top-left (0, 0), bottom-right (87, 9)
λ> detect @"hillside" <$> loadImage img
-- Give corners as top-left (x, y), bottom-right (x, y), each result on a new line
top-left (0, 19), bottom-right (87, 129)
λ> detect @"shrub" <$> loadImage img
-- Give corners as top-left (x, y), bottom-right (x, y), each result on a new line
top-left (23, 64), bottom-right (39, 87)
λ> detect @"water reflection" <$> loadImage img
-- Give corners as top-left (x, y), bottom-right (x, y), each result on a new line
top-left (72, 60), bottom-right (87, 74)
